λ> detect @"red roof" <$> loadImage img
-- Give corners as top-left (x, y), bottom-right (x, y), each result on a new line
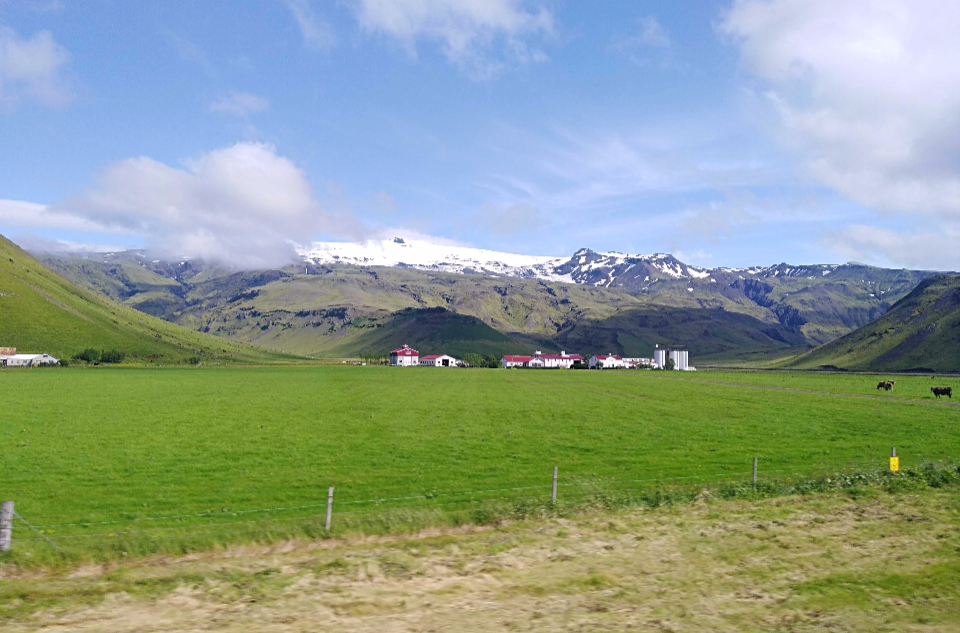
top-left (390, 345), bottom-right (419, 356)
top-left (502, 355), bottom-right (534, 363)
top-left (420, 355), bottom-right (444, 360)
top-left (594, 354), bottom-right (622, 360)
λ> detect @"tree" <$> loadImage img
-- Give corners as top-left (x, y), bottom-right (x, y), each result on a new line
top-left (100, 349), bottom-right (126, 363)
top-left (665, 358), bottom-right (675, 371)
top-left (73, 348), bottom-right (101, 363)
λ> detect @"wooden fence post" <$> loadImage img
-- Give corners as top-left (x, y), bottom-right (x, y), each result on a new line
top-left (325, 487), bottom-right (334, 531)
top-left (752, 457), bottom-right (758, 484)
top-left (0, 501), bottom-right (13, 552)
top-left (552, 466), bottom-right (558, 503)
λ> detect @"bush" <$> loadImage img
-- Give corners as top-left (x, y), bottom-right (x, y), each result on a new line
top-left (73, 348), bottom-right (101, 363)
top-left (57, 358), bottom-right (69, 367)
top-left (100, 349), bottom-right (126, 363)
top-left (187, 356), bottom-right (201, 365)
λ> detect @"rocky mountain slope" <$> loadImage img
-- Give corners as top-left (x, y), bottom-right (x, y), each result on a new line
top-left (33, 240), bottom-right (942, 360)
top-left (789, 274), bottom-right (960, 372)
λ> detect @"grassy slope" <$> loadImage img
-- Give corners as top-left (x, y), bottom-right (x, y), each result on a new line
top-left (3, 366), bottom-right (958, 526)
top-left (4, 489), bottom-right (959, 631)
top-left (0, 235), bottom-right (284, 363)
top-left (789, 274), bottom-right (960, 372)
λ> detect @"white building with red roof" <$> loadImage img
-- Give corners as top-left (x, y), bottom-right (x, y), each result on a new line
top-left (589, 353), bottom-right (624, 369)
top-left (389, 344), bottom-right (419, 366)
top-left (419, 354), bottom-right (458, 367)
top-left (501, 354), bottom-right (533, 368)
top-left (500, 351), bottom-right (584, 368)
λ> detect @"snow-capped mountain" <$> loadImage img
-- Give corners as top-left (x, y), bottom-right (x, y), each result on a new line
top-left (302, 237), bottom-right (572, 282)
top-left (301, 237), bottom-right (840, 289)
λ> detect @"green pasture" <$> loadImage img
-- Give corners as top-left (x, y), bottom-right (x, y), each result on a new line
top-left (661, 368), bottom-right (960, 400)
top-left (3, 365), bottom-right (959, 512)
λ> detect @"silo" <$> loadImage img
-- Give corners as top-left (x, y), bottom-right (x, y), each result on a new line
top-left (654, 347), bottom-right (667, 368)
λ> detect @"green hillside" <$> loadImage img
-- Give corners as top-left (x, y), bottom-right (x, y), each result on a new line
top-left (0, 235), bottom-right (286, 364)
top-left (317, 306), bottom-right (538, 357)
top-left (788, 274), bottom-right (960, 372)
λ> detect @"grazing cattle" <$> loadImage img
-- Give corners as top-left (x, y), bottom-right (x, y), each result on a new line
top-left (931, 387), bottom-right (953, 399)
top-left (877, 381), bottom-right (887, 390)
top-left (876, 380), bottom-right (895, 391)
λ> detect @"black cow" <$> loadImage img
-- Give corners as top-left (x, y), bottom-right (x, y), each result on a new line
top-left (931, 387), bottom-right (952, 399)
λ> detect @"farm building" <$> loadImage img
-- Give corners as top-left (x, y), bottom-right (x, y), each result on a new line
top-left (0, 347), bottom-right (15, 356)
top-left (588, 353), bottom-right (624, 369)
top-left (419, 354), bottom-right (458, 367)
top-left (389, 344), bottom-right (419, 366)
top-left (500, 351), bottom-right (585, 368)
top-left (1, 353), bottom-right (59, 367)
top-left (622, 357), bottom-right (654, 369)
top-left (501, 355), bottom-right (533, 368)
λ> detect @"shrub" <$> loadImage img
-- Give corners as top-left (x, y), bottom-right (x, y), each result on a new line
top-left (100, 349), bottom-right (126, 363)
top-left (187, 356), bottom-right (201, 365)
top-left (73, 348), bottom-right (101, 363)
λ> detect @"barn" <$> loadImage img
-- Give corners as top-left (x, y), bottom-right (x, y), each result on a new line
top-left (419, 354), bottom-right (458, 367)
top-left (389, 344), bottom-right (419, 366)
top-left (589, 353), bottom-right (624, 369)
top-left (2, 353), bottom-right (59, 367)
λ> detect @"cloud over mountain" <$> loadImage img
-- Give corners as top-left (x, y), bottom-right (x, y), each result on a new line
top-left (49, 143), bottom-right (364, 269)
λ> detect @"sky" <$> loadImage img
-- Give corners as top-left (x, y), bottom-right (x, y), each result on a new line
top-left (1, 0), bottom-right (959, 270)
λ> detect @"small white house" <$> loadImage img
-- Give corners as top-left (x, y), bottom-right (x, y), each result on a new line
top-left (589, 353), bottom-right (624, 369)
top-left (2, 353), bottom-right (59, 367)
top-left (389, 344), bottom-right (419, 366)
top-left (501, 355), bottom-right (533, 368)
top-left (419, 354), bottom-right (458, 367)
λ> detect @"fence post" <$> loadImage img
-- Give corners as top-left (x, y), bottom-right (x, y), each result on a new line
top-left (752, 457), bottom-right (758, 484)
top-left (0, 501), bottom-right (13, 552)
top-left (552, 466), bottom-right (558, 503)
top-left (325, 487), bottom-right (334, 531)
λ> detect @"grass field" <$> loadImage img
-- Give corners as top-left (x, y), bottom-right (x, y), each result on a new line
top-left (3, 488), bottom-right (960, 630)
top-left (3, 365), bottom-right (959, 556)
top-left (661, 368), bottom-right (960, 400)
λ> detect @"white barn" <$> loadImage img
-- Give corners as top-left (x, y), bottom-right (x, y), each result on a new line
top-left (419, 354), bottom-right (458, 367)
top-left (589, 353), bottom-right (624, 369)
top-left (2, 353), bottom-right (59, 367)
top-left (389, 344), bottom-right (419, 366)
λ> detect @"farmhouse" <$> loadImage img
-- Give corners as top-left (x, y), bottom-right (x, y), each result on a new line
top-left (500, 351), bottom-right (585, 368)
top-left (501, 355), bottom-right (533, 368)
top-left (622, 357), bottom-right (654, 369)
top-left (1, 353), bottom-right (59, 367)
top-left (389, 344), bottom-right (419, 366)
top-left (589, 353), bottom-right (625, 369)
top-left (419, 354), bottom-right (458, 367)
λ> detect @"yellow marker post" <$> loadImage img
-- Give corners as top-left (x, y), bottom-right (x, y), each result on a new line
top-left (890, 447), bottom-right (899, 472)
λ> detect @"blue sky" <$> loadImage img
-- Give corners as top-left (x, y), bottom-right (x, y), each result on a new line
top-left (1, 0), bottom-right (958, 270)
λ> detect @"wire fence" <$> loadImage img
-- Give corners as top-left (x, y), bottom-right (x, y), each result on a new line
top-left (5, 450), bottom-right (955, 560)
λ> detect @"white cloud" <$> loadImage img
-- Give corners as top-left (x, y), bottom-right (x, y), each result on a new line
top-left (0, 25), bottom-right (73, 109)
top-left (0, 199), bottom-right (104, 232)
top-left (210, 91), bottom-right (270, 116)
top-left (821, 223), bottom-right (960, 271)
top-left (44, 143), bottom-right (365, 269)
top-left (354, 0), bottom-right (553, 78)
top-left (720, 0), bottom-right (960, 267)
top-left (720, 0), bottom-right (960, 203)
top-left (282, 0), bottom-right (336, 50)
